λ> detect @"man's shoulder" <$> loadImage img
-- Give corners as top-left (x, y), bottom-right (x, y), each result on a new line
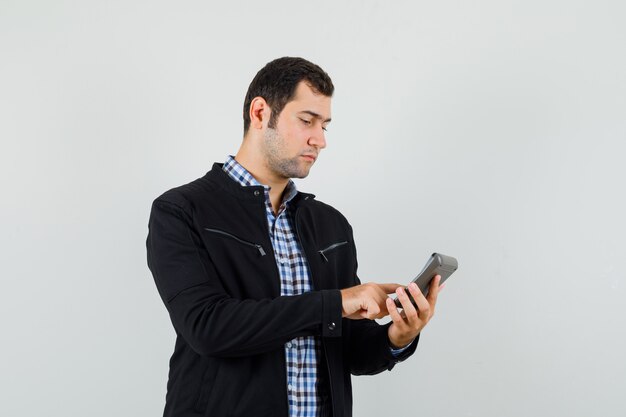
top-left (296, 194), bottom-right (353, 232)
top-left (306, 197), bottom-right (346, 218)
top-left (152, 169), bottom-right (221, 211)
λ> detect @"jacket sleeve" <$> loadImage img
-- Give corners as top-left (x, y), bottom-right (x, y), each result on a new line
top-left (347, 312), bottom-right (419, 375)
top-left (146, 196), bottom-right (343, 358)
top-left (343, 225), bottom-right (419, 375)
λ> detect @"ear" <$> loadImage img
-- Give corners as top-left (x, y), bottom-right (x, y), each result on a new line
top-left (249, 97), bottom-right (271, 130)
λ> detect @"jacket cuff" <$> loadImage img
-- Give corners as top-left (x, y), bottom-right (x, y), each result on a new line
top-left (381, 323), bottom-right (419, 369)
top-left (321, 289), bottom-right (342, 337)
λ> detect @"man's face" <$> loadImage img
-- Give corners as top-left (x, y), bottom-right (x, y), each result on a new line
top-left (261, 81), bottom-right (331, 180)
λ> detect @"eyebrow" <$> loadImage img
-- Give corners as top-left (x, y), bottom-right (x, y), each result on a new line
top-left (299, 110), bottom-right (332, 123)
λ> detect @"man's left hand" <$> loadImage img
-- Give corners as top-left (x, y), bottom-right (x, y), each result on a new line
top-left (385, 275), bottom-right (442, 349)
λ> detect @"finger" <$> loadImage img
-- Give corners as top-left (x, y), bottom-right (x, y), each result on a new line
top-left (374, 298), bottom-right (392, 320)
top-left (385, 297), bottom-right (405, 325)
top-left (395, 286), bottom-right (419, 322)
top-left (407, 282), bottom-right (430, 320)
top-left (427, 275), bottom-right (441, 308)
top-left (378, 283), bottom-right (404, 294)
top-left (425, 276), bottom-right (441, 318)
top-left (366, 302), bottom-right (381, 320)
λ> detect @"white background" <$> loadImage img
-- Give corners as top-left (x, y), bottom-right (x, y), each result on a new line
top-left (1, 1), bottom-right (625, 416)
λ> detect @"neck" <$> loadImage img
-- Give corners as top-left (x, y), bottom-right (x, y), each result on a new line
top-left (234, 149), bottom-right (289, 215)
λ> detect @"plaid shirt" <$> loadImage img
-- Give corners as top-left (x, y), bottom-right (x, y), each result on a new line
top-left (223, 156), bottom-right (326, 417)
top-left (223, 155), bottom-right (409, 416)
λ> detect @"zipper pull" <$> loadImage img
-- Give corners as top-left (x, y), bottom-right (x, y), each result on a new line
top-left (319, 251), bottom-right (329, 262)
top-left (256, 245), bottom-right (266, 256)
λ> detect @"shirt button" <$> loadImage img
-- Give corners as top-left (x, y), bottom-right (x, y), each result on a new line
top-left (328, 322), bottom-right (336, 331)
top-left (287, 342), bottom-right (292, 348)
top-left (288, 384), bottom-right (292, 391)
top-left (279, 257), bottom-right (286, 264)
top-left (253, 190), bottom-right (260, 196)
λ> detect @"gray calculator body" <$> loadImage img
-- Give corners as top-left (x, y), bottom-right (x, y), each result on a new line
top-left (393, 253), bottom-right (458, 308)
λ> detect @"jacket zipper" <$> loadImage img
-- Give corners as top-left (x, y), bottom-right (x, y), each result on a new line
top-left (203, 228), bottom-right (266, 256)
top-left (318, 241), bottom-right (348, 262)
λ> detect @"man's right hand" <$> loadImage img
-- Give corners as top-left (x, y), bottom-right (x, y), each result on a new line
top-left (340, 283), bottom-right (402, 320)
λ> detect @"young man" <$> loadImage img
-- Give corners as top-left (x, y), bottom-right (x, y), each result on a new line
top-left (146, 57), bottom-right (441, 417)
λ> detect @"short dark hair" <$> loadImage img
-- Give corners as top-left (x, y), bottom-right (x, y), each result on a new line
top-left (243, 57), bottom-right (334, 135)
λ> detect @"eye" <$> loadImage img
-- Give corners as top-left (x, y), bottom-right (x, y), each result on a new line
top-left (299, 118), bottom-right (312, 126)
top-left (322, 126), bottom-right (328, 132)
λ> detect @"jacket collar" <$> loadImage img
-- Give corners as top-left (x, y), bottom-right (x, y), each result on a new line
top-left (205, 163), bottom-right (316, 204)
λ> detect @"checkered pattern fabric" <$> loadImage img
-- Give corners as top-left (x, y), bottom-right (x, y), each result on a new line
top-left (223, 156), bottom-right (324, 417)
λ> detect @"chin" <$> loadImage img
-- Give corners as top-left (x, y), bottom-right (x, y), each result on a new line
top-left (278, 160), bottom-right (313, 179)
top-left (289, 172), bottom-right (309, 180)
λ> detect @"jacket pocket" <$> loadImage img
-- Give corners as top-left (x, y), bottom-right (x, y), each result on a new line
top-left (318, 241), bottom-right (348, 262)
top-left (203, 228), bottom-right (267, 256)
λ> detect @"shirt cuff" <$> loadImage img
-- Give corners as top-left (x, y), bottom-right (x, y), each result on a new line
top-left (389, 339), bottom-right (414, 357)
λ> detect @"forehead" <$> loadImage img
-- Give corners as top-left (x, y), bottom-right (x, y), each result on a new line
top-left (284, 81), bottom-right (332, 119)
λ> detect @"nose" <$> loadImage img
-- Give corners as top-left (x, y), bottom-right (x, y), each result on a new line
top-left (308, 125), bottom-right (327, 150)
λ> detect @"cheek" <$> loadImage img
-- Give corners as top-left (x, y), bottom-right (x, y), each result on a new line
top-left (283, 127), bottom-right (308, 147)
top-left (276, 120), bottom-right (310, 150)
top-left (284, 123), bottom-right (304, 137)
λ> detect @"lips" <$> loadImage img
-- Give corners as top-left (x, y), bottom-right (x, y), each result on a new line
top-left (301, 154), bottom-right (317, 162)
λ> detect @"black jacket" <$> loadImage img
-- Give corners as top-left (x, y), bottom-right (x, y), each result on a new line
top-left (146, 163), bottom-right (418, 417)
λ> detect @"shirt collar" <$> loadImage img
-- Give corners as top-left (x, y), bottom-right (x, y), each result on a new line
top-left (222, 155), bottom-right (298, 205)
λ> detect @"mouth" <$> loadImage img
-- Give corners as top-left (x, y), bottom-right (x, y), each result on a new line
top-left (301, 154), bottom-right (317, 162)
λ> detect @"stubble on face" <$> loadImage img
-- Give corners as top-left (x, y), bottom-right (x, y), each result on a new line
top-left (262, 127), bottom-right (313, 179)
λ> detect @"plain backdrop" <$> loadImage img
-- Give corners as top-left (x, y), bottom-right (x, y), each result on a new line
top-left (1, 1), bottom-right (625, 416)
